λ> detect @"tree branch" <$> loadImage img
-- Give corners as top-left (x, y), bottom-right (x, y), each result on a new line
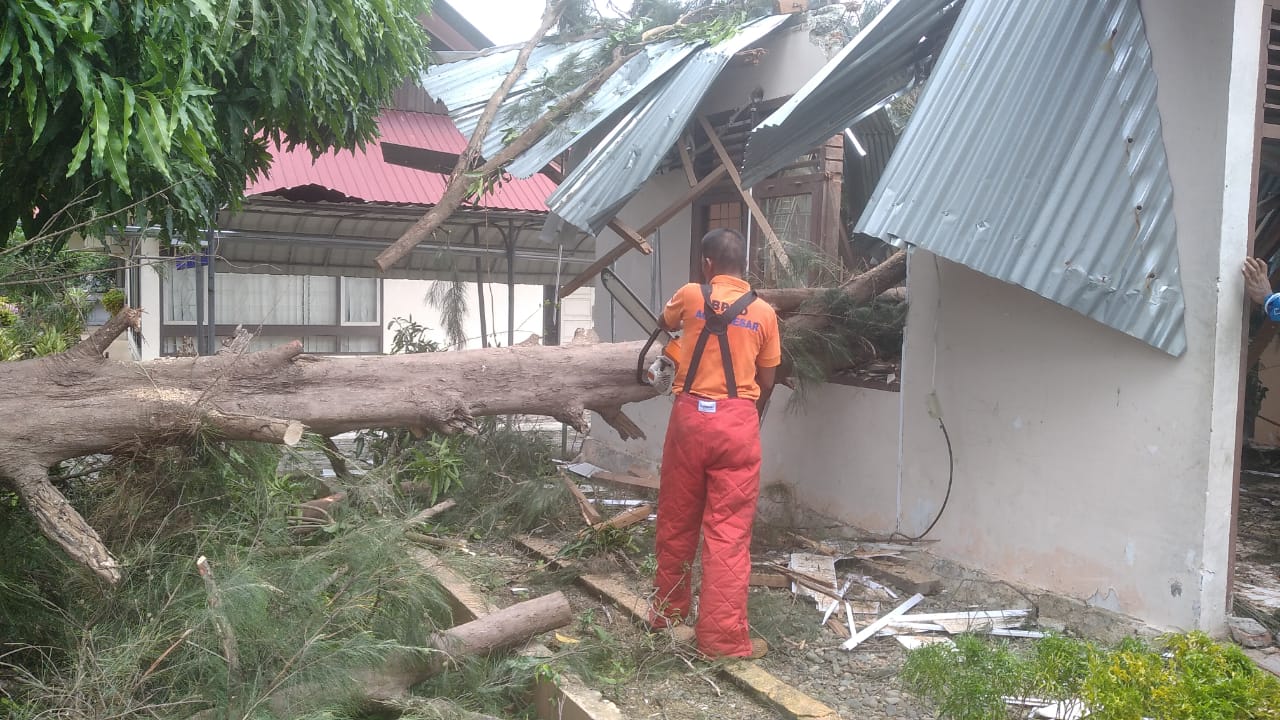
top-left (65, 308), bottom-right (143, 361)
top-left (760, 250), bottom-right (907, 317)
top-left (375, 0), bottom-right (568, 271)
top-left (3, 460), bottom-right (122, 583)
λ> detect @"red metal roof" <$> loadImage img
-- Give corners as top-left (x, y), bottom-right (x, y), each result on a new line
top-left (245, 110), bottom-right (554, 212)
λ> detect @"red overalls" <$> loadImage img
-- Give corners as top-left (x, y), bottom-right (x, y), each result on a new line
top-left (650, 285), bottom-right (763, 658)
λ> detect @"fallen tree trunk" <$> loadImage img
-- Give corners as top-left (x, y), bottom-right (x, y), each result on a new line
top-left (360, 590), bottom-right (574, 701)
top-left (0, 254), bottom-right (906, 581)
top-left (270, 591), bottom-right (574, 714)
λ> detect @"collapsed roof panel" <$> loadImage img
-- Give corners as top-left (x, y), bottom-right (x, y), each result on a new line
top-left (505, 39), bottom-right (697, 179)
top-left (739, 0), bottom-right (961, 189)
top-left (419, 38), bottom-right (608, 161)
top-left (418, 15), bottom-right (792, 236)
top-left (549, 14), bottom-right (793, 234)
top-left (856, 0), bottom-right (1187, 356)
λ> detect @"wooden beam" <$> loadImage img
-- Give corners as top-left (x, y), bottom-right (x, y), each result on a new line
top-left (677, 135), bottom-right (699, 187)
top-left (558, 164), bottom-right (730, 298)
top-left (697, 115), bottom-right (791, 272)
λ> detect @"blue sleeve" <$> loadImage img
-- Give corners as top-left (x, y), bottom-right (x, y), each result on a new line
top-left (1266, 293), bottom-right (1280, 323)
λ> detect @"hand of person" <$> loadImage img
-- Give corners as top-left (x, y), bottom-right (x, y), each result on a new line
top-left (1244, 257), bottom-right (1273, 306)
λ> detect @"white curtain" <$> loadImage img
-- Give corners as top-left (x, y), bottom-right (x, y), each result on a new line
top-left (343, 277), bottom-right (378, 324)
top-left (211, 274), bottom-right (339, 326)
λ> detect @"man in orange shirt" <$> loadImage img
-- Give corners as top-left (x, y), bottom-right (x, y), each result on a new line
top-left (649, 228), bottom-right (780, 659)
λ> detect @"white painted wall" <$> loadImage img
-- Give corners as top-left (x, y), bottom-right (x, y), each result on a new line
top-left (585, 3), bottom-right (1258, 632)
top-left (892, 0), bottom-right (1250, 631)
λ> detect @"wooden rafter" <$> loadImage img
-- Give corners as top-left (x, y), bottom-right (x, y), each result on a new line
top-left (697, 115), bottom-right (791, 271)
top-left (557, 164), bottom-right (730, 298)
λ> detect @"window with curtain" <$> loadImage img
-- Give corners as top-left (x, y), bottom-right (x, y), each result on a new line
top-left (342, 277), bottom-right (378, 324)
top-left (163, 265), bottom-right (200, 323)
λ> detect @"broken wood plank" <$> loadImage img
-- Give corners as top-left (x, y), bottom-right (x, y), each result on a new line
top-left (763, 563), bottom-right (846, 602)
top-left (408, 548), bottom-right (498, 622)
top-left (405, 499), bottom-right (458, 527)
top-left (790, 553), bottom-right (839, 613)
top-left (559, 470), bottom-right (603, 525)
top-left (894, 609), bottom-right (1033, 623)
top-left (846, 556), bottom-right (943, 596)
top-left (590, 503), bottom-right (652, 531)
top-left (697, 115), bottom-right (790, 272)
top-left (590, 469), bottom-right (661, 491)
top-left (558, 164), bottom-right (730, 298)
top-left (790, 533), bottom-right (842, 557)
top-left (405, 531), bottom-right (473, 554)
top-left (720, 661), bottom-right (841, 720)
top-left (842, 593), bottom-right (924, 650)
top-left (750, 572), bottom-right (791, 588)
top-left (826, 617), bottom-right (850, 639)
top-left (896, 635), bottom-right (955, 651)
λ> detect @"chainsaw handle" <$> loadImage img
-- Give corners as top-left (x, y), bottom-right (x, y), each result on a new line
top-left (637, 327), bottom-right (665, 385)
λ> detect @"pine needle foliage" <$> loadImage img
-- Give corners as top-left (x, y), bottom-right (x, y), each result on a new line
top-left (0, 439), bottom-right (456, 719)
top-left (782, 295), bottom-right (907, 400)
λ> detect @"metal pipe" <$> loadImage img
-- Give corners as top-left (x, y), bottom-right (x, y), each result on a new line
top-left (505, 225), bottom-right (515, 347)
top-left (206, 222), bottom-right (218, 353)
top-left (475, 256), bottom-right (489, 348)
top-left (194, 245), bottom-right (206, 356)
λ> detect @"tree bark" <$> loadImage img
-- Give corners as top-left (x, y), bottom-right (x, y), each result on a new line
top-left (0, 257), bottom-right (905, 582)
top-left (375, 0), bottom-right (571, 272)
top-left (360, 591), bottom-right (574, 701)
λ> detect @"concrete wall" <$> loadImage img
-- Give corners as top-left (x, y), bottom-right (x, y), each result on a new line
top-left (892, 0), bottom-right (1248, 631)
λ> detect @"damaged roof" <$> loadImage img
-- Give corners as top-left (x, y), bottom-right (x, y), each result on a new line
top-left (418, 15), bottom-right (792, 235)
top-left (856, 0), bottom-right (1187, 355)
top-left (740, 0), bottom-right (961, 189)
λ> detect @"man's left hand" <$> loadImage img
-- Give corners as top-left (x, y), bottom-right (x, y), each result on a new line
top-left (1244, 257), bottom-right (1272, 305)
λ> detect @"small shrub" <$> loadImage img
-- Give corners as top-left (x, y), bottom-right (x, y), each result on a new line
top-left (100, 288), bottom-right (126, 315)
top-left (902, 631), bottom-right (1280, 720)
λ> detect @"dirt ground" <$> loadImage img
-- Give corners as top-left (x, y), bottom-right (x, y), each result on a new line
top-left (292, 434), bottom-right (1051, 719)
top-left (1236, 469), bottom-right (1280, 626)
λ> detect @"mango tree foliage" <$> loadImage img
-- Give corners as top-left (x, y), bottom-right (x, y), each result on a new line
top-left (0, 0), bottom-right (431, 248)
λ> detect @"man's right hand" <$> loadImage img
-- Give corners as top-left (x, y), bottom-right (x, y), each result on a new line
top-left (1244, 257), bottom-right (1273, 306)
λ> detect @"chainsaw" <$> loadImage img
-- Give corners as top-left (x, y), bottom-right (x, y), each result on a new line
top-left (637, 328), bottom-right (682, 395)
top-left (599, 269), bottom-right (682, 395)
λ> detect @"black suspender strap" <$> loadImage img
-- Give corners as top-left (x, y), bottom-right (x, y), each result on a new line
top-left (681, 284), bottom-right (758, 399)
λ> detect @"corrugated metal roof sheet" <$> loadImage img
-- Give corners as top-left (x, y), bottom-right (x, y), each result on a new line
top-left (550, 14), bottom-right (793, 234)
top-left (246, 110), bottom-right (556, 213)
top-left (420, 39), bottom-right (609, 161)
top-left (418, 15), bottom-right (791, 235)
top-left (740, 0), bottom-right (960, 189)
top-left (506, 39), bottom-right (697, 178)
top-left (856, 0), bottom-right (1187, 356)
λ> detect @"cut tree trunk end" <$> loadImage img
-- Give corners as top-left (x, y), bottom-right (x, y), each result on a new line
top-left (356, 590), bottom-right (575, 702)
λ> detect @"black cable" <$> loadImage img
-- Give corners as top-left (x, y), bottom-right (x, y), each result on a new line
top-left (891, 415), bottom-right (954, 543)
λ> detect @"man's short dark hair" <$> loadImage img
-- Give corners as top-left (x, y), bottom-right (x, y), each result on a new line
top-left (701, 228), bottom-right (747, 275)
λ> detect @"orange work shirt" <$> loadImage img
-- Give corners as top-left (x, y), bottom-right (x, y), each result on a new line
top-left (661, 275), bottom-right (781, 401)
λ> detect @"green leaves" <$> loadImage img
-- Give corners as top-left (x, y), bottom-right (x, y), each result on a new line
top-left (1, 0), bottom-right (431, 252)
